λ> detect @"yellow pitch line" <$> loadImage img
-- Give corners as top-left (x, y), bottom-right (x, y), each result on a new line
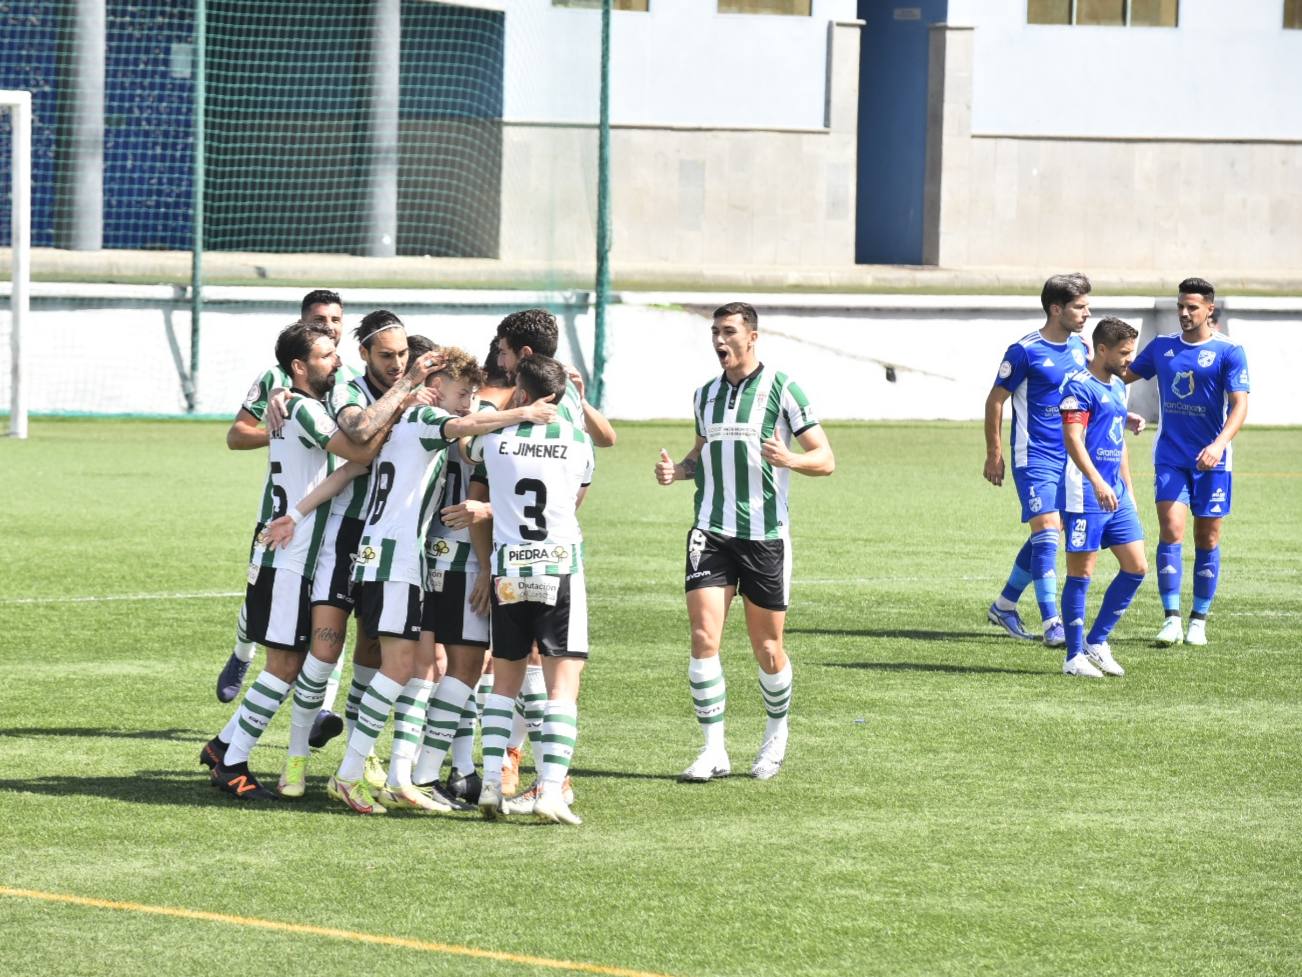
top-left (0, 887), bottom-right (678, 977)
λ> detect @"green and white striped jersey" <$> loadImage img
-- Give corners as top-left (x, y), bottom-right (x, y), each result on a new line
top-left (691, 364), bottom-right (818, 541)
top-left (352, 405), bottom-right (455, 589)
top-left (240, 365), bottom-right (291, 422)
top-left (424, 399), bottom-right (492, 573)
top-left (249, 393), bottom-right (338, 577)
top-left (470, 418), bottom-right (594, 577)
top-left (324, 373), bottom-right (386, 520)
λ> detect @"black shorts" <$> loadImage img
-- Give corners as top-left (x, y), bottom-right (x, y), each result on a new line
top-left (490, 572), bottom-right (588, 662)
top-left (354, 581), bottom-right (423, 641)
top-left (244, 565), bottom-right (311, 653)
top-left (421, 568), bottom-right (490, 647)
top-left (310, 513), bottom-right (365, 610)
top-left (684, 527), bottom-right (790, 611)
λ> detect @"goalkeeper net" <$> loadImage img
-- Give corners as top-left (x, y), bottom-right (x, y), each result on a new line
top-left (0, 0), bottom-right (603, 418)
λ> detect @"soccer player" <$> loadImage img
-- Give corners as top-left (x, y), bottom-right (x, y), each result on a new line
top-left (201, 321), bottom-right (392, 800)
top-left (1124, 278), bottom-right (1250, 646)
top-left (328, 360), bottom-right (559, 815)
top-left (1057, 318), bottom-right (1147, 678)
top-left (216, 289), bottom-right (346, 704)
top-left (495, 308), bottom-right (617, 447)
top-left (983, 273), bottom-right (1092, 647)
top-left (655, 302), bottom-right (834, 782)
top-left (467, 355), bottom-right (595, 825)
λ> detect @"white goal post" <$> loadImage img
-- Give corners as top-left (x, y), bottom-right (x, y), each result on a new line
top-left (2, 90), bottom-right (31, 439)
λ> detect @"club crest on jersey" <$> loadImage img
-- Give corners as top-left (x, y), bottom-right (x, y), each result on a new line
top-left (1028, 494), bottom-right (1043, 514)
top-left (1171, 371), bottom-right (1195, 399)
top-left (688, 529), bottom-right (707, 571)
top-left (1072, 349), bottom-right (1086, 366)
top-left (1197, 349), bottom-right (1216, 368)
top-left (1108, 417), bottom-right (1124, 445)
top-left (1210, 487), bottom-right (1227, 503)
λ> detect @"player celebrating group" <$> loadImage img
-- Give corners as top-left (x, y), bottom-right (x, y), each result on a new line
top-left (656, 302), bottom-right (834, 783)
top-left (1123, 278), bottom-right (1250, 647)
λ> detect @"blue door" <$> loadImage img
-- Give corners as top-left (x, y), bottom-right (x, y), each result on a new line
top-left (855, 0), bottom-right (948, 265)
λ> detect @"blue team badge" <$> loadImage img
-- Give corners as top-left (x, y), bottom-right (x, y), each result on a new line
top-left (1072, 349), bottom-right (1086, 366)
top-left (1171, 371), bottom-right (1195, 399)
top-left (1109, 416), bottom-right (1124, 444)
top-left (1028, 486), bottom-right (1043, 513)
top-left (1197, 349), bottom-right (1216, 368)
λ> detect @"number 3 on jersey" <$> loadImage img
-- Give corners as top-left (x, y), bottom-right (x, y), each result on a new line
top-left (516, 477), bottom-right (547, 541)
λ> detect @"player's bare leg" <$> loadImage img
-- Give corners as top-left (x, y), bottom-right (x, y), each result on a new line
top-left (680, 585), bottom-right (734, 782)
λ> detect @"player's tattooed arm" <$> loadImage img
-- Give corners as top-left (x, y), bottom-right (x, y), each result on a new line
top-left (655, 437), bottom-right (705, 485)
top-left (226, 408), bottom-right (269, 451)
top-left (983, 386), bottom-right (1011, 486)
top-left (335, 352), bottom-right (445, 443)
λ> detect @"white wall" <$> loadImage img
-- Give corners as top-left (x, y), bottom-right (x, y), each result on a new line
top-left (4, 286), bottom-right (1298, 426)
top-left (502, 0), bottom-right (858, 129)
top-left (945, 0), bottom-right (1302, 139)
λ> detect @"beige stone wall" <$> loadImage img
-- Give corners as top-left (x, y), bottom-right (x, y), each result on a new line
top-left (924, 25), bottom-right (1302, 275)
top-left (497, 21), bottom-right (860, 270)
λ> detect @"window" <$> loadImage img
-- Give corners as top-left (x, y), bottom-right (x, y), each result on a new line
top-left (1287, 0), bottom-right (1302, 29)
top-left (718, 0), bottom-right (812, 15)
top-left (1028, 0), bottom-right (1177, 25)
top-left (552, 0), bottom-right (650, 10)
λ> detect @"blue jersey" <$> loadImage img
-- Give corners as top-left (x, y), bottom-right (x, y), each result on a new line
top-left (994, 330), bottom-right (1090, 472)
top-left (1130, 332), bottom-right (1249, 471)
top-left (1058, 370), bottom-right (1130, 513)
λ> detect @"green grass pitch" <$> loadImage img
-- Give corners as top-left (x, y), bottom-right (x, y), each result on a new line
top-left (1, 419), bottom-right (1299, 977)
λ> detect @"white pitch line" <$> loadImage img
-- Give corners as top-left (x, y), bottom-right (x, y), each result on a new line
top-left (0, 590), bottom-right (243, 606)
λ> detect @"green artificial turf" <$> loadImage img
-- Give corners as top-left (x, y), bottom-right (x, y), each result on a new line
top-left (1, 420), bottom-right (1299, 977)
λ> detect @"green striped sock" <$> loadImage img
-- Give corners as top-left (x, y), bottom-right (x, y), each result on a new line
top-left (759, 661), bottom-right (792, 742)
top-left (412, 676), bottom-right (472, 784)
top-left (288, 653), bottom-right (334, 758)
top-left (337, 671), bottom-right (400, 783)
top-left (450, 697), bottom-right (479, 775)
top-left (479, 692), bottom-right (515, 783)
top-left (225, 670), bottom-right (290, 765)
top-left (388, 678), bottom-right (434, 788)
top-left (540, 700), bottom-right (578, 797)
top-left (689, 656), bottom-right (726, 751)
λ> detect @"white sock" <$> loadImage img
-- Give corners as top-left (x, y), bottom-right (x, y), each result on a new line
top-left (288, 653), bottom-right (335, 758)
top-left (224, 671), bottom-right (291, 765)
top-left (539, 699), bottom-right (578, 800)
top-left (689, 656), bottom-right (726, 751)
top-left (758, 660), bottom-right (793, 743)
top-left (321, 645), bottom-right (347, 714)
top-left (479, 693), bottom-right (516, 783)
top-left (413, 676), bottom-right (474, 785)
top-left (387, 677), bottom-right (435, 788)
top-left (337, 671), bottom-right (401, 783)
top-left (344, 663), bottom-right (378, 739)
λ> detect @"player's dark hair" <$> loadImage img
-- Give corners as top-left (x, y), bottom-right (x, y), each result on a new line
top-left (1040, 273), bottom-right (1092, 315)
top-left (275, 320), bottom-right (334, 375)
top-left (1178, 277), bottom-right (1215, 302)
top-left (482, 338), bottom-right (511, 387)
top-left (713, 301), bottom-right (758, 328)
top-left (1093, 317), bottom-right (1138, 349)
top-left (515, 354), bottom-right (568, 404)
top-left (407, 335), bottom-right (438, 359)
top-left (497, 309), bottom-right (559, 357)
top-left (355, 309), bottom-right (405, 348)
top-left (300, 289), bottom-right (342, 317)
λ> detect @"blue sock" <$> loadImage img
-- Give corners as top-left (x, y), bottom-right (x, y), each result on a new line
top-left (1086, 571), bottom-right (1146, 646)
top-left (1156, 541), bottom-right (1182, 615)
top-left (1031, 529), bottom-right (1060, 622)
top-left (1062, 575), bottom-right (1090, 661)
top-left (1192, 546), bottom-right (1220, 617)
top-left (999, 538), bottom-right (1034, 605)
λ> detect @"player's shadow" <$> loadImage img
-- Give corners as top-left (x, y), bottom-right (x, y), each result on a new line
top-left (0, 726), bottom-right (204, 743)
top-left (821, 661), bottom-right (1044, 677)
top-left (569, 767), bottom-right (681, 782)
top-left (788, 626), bottom-right (1001, 643)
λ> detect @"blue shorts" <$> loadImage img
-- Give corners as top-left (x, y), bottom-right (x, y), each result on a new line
top-left (1012, 467), bottom-right (1061, 523)
top-left (1063, 501), bottom-right (1144, 553)
top-left (1154, 465), bottom-right (1232, 519)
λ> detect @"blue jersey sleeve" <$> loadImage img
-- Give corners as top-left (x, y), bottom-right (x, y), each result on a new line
top-left (1130, 339), bottom-right (1158, 380)
top-left (1224, 344), bottom-right (1250, 393)
top-left (1058, 374), bottom-right (1092, 415)
top-left (994, 343), bottom-right (1028, 392)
